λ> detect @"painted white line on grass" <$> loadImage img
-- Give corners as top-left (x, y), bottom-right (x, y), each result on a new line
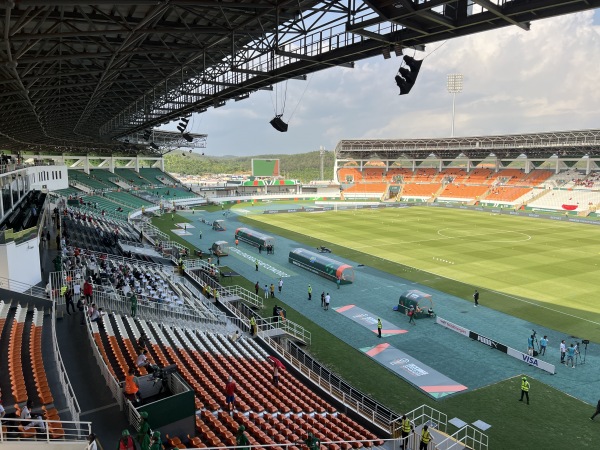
top-left (437, 227), bottom-right (532, 242)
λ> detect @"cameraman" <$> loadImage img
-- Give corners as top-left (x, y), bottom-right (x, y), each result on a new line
top-left (136, 349), bottom-right (157, 374)
top-left (527, 335), bottom-right (535, 356)
top-left (539, 336), bottom-right (548, 356)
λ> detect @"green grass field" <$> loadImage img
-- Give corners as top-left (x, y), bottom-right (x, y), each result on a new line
top-left (245, 206), bottom-right (600, 342)
top-left (153, 206), bottom-right (600, 449)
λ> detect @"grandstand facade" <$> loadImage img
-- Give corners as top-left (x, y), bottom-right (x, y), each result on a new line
top-left (334, 130), bottom-right (600, 212)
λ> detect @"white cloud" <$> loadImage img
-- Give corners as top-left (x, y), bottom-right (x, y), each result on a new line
top-left (183, 10), bottom-right (600, 156)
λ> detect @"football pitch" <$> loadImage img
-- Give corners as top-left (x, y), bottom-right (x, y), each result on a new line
top-left (247, 206), bottom-right (600, 342)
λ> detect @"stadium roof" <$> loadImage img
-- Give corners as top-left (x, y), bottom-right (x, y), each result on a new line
top-left (1, 0), bottom-right (599, 155)
top-left (334, 129), bottom-right (600, 160)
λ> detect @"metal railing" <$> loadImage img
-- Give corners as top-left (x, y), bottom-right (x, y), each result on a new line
top-left (280, 339), bottom-right (399, 433)
top-left (391, 404), bottom-right (447, 435)
top-left (0, 417), bottom-right (92, 443)
top-left (258, 316), bottom-right (312, 345)
top-left (85, 318), bottom-right (124, 410)
top-left (437, 425), bottom-right (489, 450)
top-left (51, 301), bottom-right (82, 423)
top-left (0, 276), bottom-right (47, 299)
top-left (222, 284), bottom-right (264, 309)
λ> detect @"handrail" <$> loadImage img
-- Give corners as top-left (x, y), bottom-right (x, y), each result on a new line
top-left (85, 317), bottom-right (124, 410)
top-left (61, 247), bottom-right (173, 272)
top-left (258, 316), bottom-right (312, 345)
top-left (51, 301), bottom-right (82, 423)
top-left (436, 425), bottom-right (489, 450)
top-left (0, 417), bottom-right (92, 443)
top-left (0, 275), bottom-right (48, 299)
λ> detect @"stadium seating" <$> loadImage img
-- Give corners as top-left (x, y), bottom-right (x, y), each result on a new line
top-left (523, 170), bottom-right (553, 186)
top-left (412, 168), bottom-right (439, 183)
top-left (438, 184), bottom-right (489, 200)
top-left (89, 169), bottom-right (125, 188)
top-left (90, 313), bottom-right (383, 449)
top-left (104, 191), bottom-right (154, 209)
top-left (343, 183), bottom-right (388, 199)
top-left (400, 183), bottom-right (442, 199)
top-left (465, 168), bottom-right (493, 184)
top-left (481, 187), bottom-right (533, 204)
top-left (362, 168), bottom-right (385, 181)
top-left (526, 189), bottom-right (600, 212)
top-left (68, 170), bottom-right (111, 191)
top-left (54, 187), bottom-right (86, 198)
top-left (115, 169), bottom-right (153, 187)
top-left (385, 168), bottom-right (413, 183)
top-left (140, 168), bottom-right (178, 185)
top-left (338, 168), bottom-right (363, 183)
top-left (439, 168), bottom-right (467, 183)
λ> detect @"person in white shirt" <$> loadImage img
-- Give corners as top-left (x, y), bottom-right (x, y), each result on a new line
top-left (87, 432), bottom-right (98, 450)
top-left (73, 282), bottom-right (81, 299)
top-left (23, 414), bottom-right (46, 432)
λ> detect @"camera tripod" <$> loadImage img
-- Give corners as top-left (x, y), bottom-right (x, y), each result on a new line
top-left (578, 340), bottom-right (589, 365)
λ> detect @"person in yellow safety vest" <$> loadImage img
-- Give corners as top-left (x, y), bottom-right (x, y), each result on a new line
top-left (419, 425), bottom-right (433, 450)
top-left (214, 289), bottom-right (220, 304)
top-left (400, 415), bottom-right (413, 450)
top-left (519, 376), bottom-right (530, 404)
top-left (249, 316), bottom-right (256, 336)
top-left (60, 284), bottom-right (68, 296)
top-left (377, 318), bottom-right (383, 338)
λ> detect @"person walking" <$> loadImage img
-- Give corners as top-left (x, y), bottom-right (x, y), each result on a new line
top-left (255, 259), bottom-right (259, 271)
top-left (591, 399), bottom-right (600, 420)
top-left (539, 335), bottom-right (548, 356)
top-left (419, 424), bottom-right (434, 450)
top-left (377, 318), bottom-right (382, 338)
top-left (199, 230), bottom-right (202, 239)
top-left (560, 340), bottom-right (566, 364)
top-left (325, 293), bottom-right (330, 311)
top-left (83, 278), bottom-right (93, 303)
top-left (519, 376), bottom-right (530, 404)
top-left (225, 376), bottom-right (236, 414)
top-left (65, 287), bottom-right (75, 315)
top-left (408, 306), bottom-right (416, 325)
top-left (473, 289), bottom-right (479, 307)
top-left (278, 278), bottom-right (283, 293)
top-left (336, 276), bottom-right (341, 290)
top-left (307, 284), bottom-right (312, 301)
top-left (254, 282), bottom-right (259, 296)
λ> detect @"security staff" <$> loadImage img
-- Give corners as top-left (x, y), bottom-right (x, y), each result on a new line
top-left (519, 376), bottom-right (530, 404)
top-left (377, 319), bottom-right (383, 338)
top-left (420, 425), bottom-right (433, 450)
top-left (400, 415), bottom-right (413, 449)
top-left (249, 316), bottom-right (256, 336)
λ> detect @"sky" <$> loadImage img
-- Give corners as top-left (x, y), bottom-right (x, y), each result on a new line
top-left (166, 9), bottom-right (600, 157)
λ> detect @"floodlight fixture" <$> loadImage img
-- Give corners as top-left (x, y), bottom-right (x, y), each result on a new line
top-left (382, 47), bottom-right (391, 60)
top-left (447, 73), bottom-right (464, 137)
top-left (394, 43), bottom-right (403, 57)
top-left (182, 133), bottom-right (193, 142)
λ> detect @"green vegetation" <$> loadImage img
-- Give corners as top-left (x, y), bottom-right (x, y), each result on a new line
top-left (164, 151), bottom-right (335, 182)
top-left (152, 206), bottom-right (600, 449)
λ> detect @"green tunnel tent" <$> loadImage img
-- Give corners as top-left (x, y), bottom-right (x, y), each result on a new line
top-left (397, 290), bottom-right (434, 319)
top-left (211, 241), bottom-right (229, 256)
top-left (235, 227), bottom-right (275, 248)
top-left (288, 248), bottom-right (354, 284)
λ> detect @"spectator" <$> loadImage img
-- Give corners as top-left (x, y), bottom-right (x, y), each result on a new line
top-left (124, 368), bottom-right (141, 404)
top-left (86, 432), bottom-right (98, 450)
top-left (225, 376), bottom-right (236, 414)
top-left (83, 278), bottom-right (93, 302)
top-left (118, 429), bottom-right (136, 449)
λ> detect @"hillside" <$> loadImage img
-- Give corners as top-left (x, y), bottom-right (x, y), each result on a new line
top-left (164, 151), bottom-right (336, 183)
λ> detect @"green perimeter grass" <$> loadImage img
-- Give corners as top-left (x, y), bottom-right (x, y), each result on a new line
top-left (152, 208), bottom-right (599, 449)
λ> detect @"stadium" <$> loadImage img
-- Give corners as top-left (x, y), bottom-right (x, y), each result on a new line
top-left (1, 2), bottom-right (600, 450)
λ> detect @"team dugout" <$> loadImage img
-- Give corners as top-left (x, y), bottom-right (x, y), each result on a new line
top-left (289, 248), bottom-right (354, 284)
top-left (235, 227), bottom-right (275, 249)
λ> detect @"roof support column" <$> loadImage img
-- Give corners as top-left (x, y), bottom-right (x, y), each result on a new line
top-left (84, 156), bottom-right (90, 175)
top-left (135, 155), bottom-right (140, 173)
top-left (110, 156), bottom-right (115, 174)
top-left (586, 157), bottom-right (591, 175)
top-left (524, 157), bottom-right (531, 174)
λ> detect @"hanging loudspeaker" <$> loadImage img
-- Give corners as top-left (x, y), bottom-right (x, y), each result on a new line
top-left (270, 115), bottom-right (288, 132)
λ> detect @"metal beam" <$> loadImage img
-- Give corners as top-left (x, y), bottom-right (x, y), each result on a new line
top-left (471, 0), bottom-right (530, 31)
